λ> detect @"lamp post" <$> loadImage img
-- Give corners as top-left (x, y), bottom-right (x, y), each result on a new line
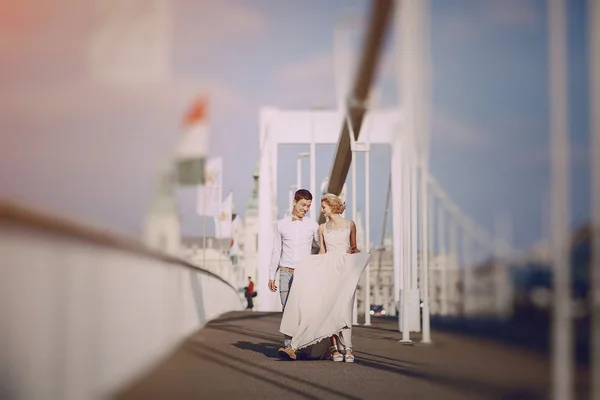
top-left (589, 0), bottom-right (600, 397)
top-left (296, 152), bottom-right (310, 191)
top-left (548, 0), bottom-right (573, 399)
top-left (364, 120), bottom-right (372, 327)
top-left (345, 111), bottom-right (373, 326)
top-left (438, 200), bottom-right (448, 316)
top-left (288, 185), bottom-right (296, 215)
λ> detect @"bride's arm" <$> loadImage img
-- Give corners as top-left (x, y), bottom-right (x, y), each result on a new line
top-left (318, 224), bottom-right (327, 254)
top-left (348, 221), bottom-right (360, 253)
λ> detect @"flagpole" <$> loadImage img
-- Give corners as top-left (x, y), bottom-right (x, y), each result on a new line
top-left (228, 190), bottom-right (233, 284)
top-left (219, 216), bottom-right (223, 278)
top-left (203, 199), bottom-right (207, 270)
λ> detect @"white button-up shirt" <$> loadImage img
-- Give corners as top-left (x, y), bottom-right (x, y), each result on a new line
top-left (269, 216), bottom-right (319, 280)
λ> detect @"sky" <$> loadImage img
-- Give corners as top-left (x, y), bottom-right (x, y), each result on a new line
top-left (0, 0), bottom-right (591, 253)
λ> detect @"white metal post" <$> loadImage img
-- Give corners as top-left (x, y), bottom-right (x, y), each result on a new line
top-left (397, 0), bottom-right (414, 341)
top-left (438, 199), bottom-right (448, 316)
top-left (400, 117), bottom-right (414, 341)
top-left (589, 0), bottom-right (600, 397)
top-left (410, 142), bottom-right (418, 293)
top-left (346, 113), bottom-right (373, 325)
top-left (410, 0), bottom-right (432, 345)
top-left (296, 152), bottom-right (309, 196)
top-left (420, 163), bottom-right (431, 343)
top-left (351, 131), bottom-right (359, 326)
top-left (364, 142), bottom-right (372, 326)
top-left (400, 136), bottom-right (411, 342)
top-left (494, 213), bottom-right (511, 319)
top-left (428, 190), bottom-right (435, 310)
top-left (462, 229), bottom-right (472, 315)
top-left (449, 218), bottom-right (458, 314)
top-left (392, 128), bottom-right (403, 321)
top-left (289, 185), bottom-right (296, 215)
top-left (296, 156), bottom-right (302, 191)
top-left (548, 1), bottom-right (573, 398)
top-left (309, 112), bottom-right (316, 221)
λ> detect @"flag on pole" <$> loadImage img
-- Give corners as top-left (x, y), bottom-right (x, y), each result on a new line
top-left (197, 157), bottom-right (222, 216)
top-left (177, 96), bottom-right (210, 185)
top-left (229, 215), bottom-right (241, 257)
top-left (231, 214), bottom-right (239, 235)
top-left (214, 192), bottom-right (233, 238)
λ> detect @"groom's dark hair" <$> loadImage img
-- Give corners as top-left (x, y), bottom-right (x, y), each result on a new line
top-left (294, 189), bottom-right (313, 202)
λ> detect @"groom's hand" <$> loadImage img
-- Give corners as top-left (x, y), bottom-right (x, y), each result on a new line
top-left (268, 280), bottom-right (277, 292)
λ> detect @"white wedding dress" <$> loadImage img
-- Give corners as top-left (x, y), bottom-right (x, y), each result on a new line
top-left (279, 221), bottom-right (371, 352)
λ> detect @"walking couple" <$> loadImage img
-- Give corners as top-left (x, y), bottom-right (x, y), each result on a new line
top-left (268, 189), bottom-right (370, 362)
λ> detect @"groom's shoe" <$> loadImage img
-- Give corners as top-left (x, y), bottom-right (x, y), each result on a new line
top-left (278, 347), bottom-right (296, 360)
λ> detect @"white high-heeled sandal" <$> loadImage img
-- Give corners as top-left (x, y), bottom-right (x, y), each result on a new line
top-left (344, 349), bottom-right (354, 363)
top-left (330, 346), bottom-right (343, 362)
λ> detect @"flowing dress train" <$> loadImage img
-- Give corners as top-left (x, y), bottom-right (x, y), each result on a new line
top-left (280, 222), bottom-right (370, 351)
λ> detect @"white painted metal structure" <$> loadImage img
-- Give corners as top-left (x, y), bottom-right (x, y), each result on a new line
top-left (396, 0), bottom-right (434, 341)
top-left (589, 0), bottom-right (600, 398)
top-left (0, 203), bottom-right (243, 399)
top-left (548, 0), bottom-right (574, 399)
top-left (345, 114), bottom-right (373, 326)
top-left (256, 0), bottom-right (527, 346)
top-left (257, 109), bottom-right (415, 318)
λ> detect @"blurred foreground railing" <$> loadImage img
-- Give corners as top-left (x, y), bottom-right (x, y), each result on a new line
top-left (0, 202), bottom-right (243, 399)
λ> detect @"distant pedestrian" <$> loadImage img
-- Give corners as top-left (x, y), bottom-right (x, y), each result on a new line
top-left (245, 276), bottom-right (256, 310)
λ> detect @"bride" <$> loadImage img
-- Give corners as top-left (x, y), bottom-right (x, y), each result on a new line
top-left (279, 193), bottom-right (370, 362)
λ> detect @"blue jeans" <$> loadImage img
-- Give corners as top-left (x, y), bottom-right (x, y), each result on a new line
top-left (279, 269), bottom-right (294, 347)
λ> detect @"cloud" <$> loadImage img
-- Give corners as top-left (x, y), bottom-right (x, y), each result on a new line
top-left (481, 0), bottom-right (542, 29)
top-left (513, 143), bottom-right (591, 169)
top-left (0, 0), bottom-right (264, 234)
top-left (274, 47), bottom-right (397, 109)
top-left (175, 0), bottom-right (267, 54)
top-left (0, 77), bottom-right (245, 124)
top-left (0, 0), bottom-right (91, 88)
top-left (434, 0), bottom-right (543, 50)
top-left (431, 112), bottom-right (492, 150)
top-left (276, 53), bottom-right (334, 84)
top-left (1, 1), bottom-right (268, 88)
top-left (271, 53), bottom-right (337, 108)
top-left (378, 50), bottom-right (396, 82)
top-left (0, 0), bottom-right (73, 35)
top-left (0, 76), bottom-right (246, 233)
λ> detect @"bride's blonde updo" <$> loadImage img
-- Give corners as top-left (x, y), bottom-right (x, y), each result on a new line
top-left (321, 193), bottom-right (346, 215)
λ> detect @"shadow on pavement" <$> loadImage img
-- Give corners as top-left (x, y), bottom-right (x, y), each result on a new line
top-left (188, 341), bottom-right (546, 400)
top-left (188, 343), bottom-right (363, 400)
top-left (208, 311), bottom-right (278, 324)
top-left (232, 341), bottom-right (280, 359)
top-left (353, 355), bottom-right (546, 399)
top-left (206, 321), bottom-right (282, 343)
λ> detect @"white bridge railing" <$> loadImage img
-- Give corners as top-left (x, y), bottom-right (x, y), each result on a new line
top-left (0, 202), bottom-right (243, 399)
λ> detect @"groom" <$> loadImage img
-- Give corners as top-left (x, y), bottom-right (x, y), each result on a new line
top-left (268, 189), bottom-right (319, 360)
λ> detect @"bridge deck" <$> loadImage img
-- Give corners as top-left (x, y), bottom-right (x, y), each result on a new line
top-left (117, 311), bottom-right (588, 399)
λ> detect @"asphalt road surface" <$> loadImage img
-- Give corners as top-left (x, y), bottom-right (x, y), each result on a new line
top-left (117, 311), bottom-right (590, 399)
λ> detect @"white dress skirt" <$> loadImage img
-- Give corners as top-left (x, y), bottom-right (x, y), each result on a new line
top-left (280, 223), bottom-right (370, 352)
